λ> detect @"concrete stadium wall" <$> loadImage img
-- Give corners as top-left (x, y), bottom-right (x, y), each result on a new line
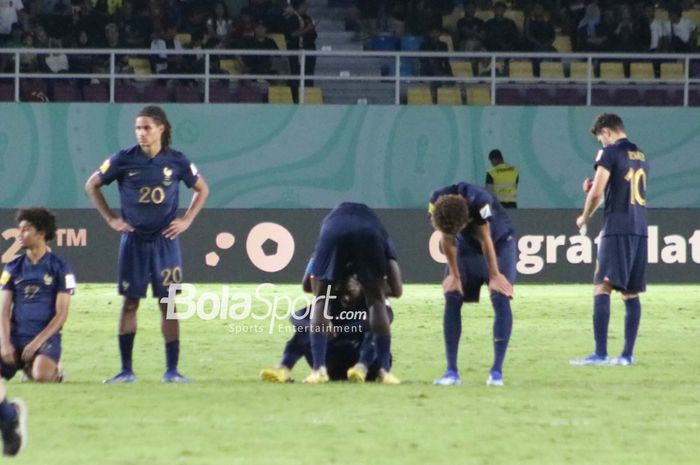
top-left (1, 103), bottom-right (699, 209)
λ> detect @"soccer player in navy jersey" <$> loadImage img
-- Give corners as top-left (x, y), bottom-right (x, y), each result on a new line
top-left (303, 203), bottom-right (402, 384)
top-left (85, 106), bottom-right (209, 384)
top-left (0, 207), bottom-right (76, 455)
top-left (429, 183), bottom-right (515, 386)
top-left (571, 113), bottom-right (649, 367)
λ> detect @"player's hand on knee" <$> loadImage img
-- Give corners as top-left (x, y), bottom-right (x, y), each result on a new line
top-left (163, 217), bottom-right (191, 239)
top-left (20, 341), bottom-right (41, 363)
top-left (488, 273), bottom-right (513, 298)
top-left (0, 342), bottom-right (16, 365)
top-left (108, 217), bottom-right (135, 233)
top-left (442, 274), bottom-right (463, 296)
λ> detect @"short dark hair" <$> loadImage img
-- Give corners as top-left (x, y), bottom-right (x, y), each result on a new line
top-left (16, 207), bottom-right (57, 242)
top-left (431, 194), bottom-right (470, 235)
top-left (590, 113), bottom-right (625, 135)
top-left (494, 2), bottom-right (507, 10)
top-left (488, 149), bottom-right (503, 162)
top-left (137, 105), bottom-right (172, 149)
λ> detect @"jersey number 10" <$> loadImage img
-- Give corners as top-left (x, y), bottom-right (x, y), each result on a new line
top-left (624, 168), bottom-right (647, 206)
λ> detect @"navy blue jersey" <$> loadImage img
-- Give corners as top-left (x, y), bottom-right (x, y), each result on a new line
top-left (322, 203), bottom-right (398, 260)
top-left (429, 182), bottom-right (514, 250)
top-left (0, 252), bottom-right (76, 339)
top-left (97, 145), bottom-right (200, 240)
top-left (595, 138), bottom-right (649, 236)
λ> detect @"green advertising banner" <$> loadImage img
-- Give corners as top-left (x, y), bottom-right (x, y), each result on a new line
top-left (0, 104), bottom-right (698, 209)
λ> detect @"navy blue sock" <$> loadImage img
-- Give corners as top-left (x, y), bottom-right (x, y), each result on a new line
top-left (309, 332), bottom-right (327, 370)
top-left (165, 340), bottom-right (179, 372)
top-left (491, 293), bottom-right (513, 374)
top-left (593, 294), bottom-right (611, 357)
top-left (443, 291), bottom-right (463, 373)
top-left (375, 335), bottom-right (391, 371)
top-left (358, 333), bottom-right (376, 367)
top-left (622, 297), bottom-right (642, 358)
top-left (280, 334), bottom-right (307, 369)
top-left (0, 399), bottom-right (17, 424)
top-left (119, 333), bottom-right (135, 373)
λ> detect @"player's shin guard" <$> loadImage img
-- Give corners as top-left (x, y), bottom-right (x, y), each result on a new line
top-left (165, 340), bottom-right (179, 372)
top-left (622, 297), bottom-right (641, 358)
top-left (119, 333), bottom-right (136, 373)
top-left (490, 293), bottom-right (512, 374)
top-left (309, 332), bottom-right (327, 370)
top-left (593, 294), bottom-right (611, 357)
top-left (443, 291), bottom-right (463, 373)
top-left (375, 335), bottom-right (391, 371)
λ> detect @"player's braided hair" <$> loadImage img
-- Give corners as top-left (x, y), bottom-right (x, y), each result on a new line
top-left (138, 105), bottom-right (172, 149)
top-left (590, 113), bottom-right (624, 136)
top-left (431, 194), bottom-right (471, 236)
top-left (16, 207), bottom-right (57, 242)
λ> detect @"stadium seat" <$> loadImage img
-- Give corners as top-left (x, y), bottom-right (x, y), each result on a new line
top-left (20, 79), bottom-right (49, 101)
top-left (630, 62), bottom-right (654, 80)
top-left (683, 9), bottom-right (700, 26)
top-left (655, 9), bottom-right (669, 21)
top-left (465, 86), bottom-right (491, 105)
top-left (442, 8), bottom-right (463, 34)
top-left (219, 58), bottom-right (244, 75)
top-left (450, 60), bottom-right (473, 78)
top-left (509, 60), bottom-right (534, 80)
top-left (407, 86), bottom-right (433, 105)
top-left (208, 83), bottom-right (236, 103)
top-left (495, 86), bottom-right (525, 105)
top-left (539, 61), bottom-right (564, 79)
top-left (0, 81), bottom-right (14, 101)
top-left (52, 81), bottom-right (82, 102)
top-left (142, 84), bottom-right (171, 102)
top-left (553, 85), bottom-right (586, 105)
top-left (267, 33), bottom-right (286, 51)
top-left (82, 83), bottom-right (109, 102)
top-left (175, 33), bottom-right (192, 47)
top-left (436, 86), bottom-right (462, 105)
top-left (645, 86), bottom-right (683, 106)
top-left (553, 35), bottom-right (572, 53)
top-left (371, 34), bottom-right (397, 51)
top-left (690, 60), bottom-right (700, 78)
top-left (475, 9), bottom-right (492, 21)
top-left (231, 84), bottom-right (265, 103)
top-left (439, 34), bottom-right (454, 52)
top-left (174, 85), bottom-right (202, 103)
top-left (302, 87), bottom-right (323, 104)
top-left (128, 57), bottom-right (152, 75)
top-left (689, 87), bottom-right (700, 106)
top-left (268, 85), bottom-right (294, 104)
top-left (401, 35), bottom-right (423, 51)
top-left (523, 86), bottom-right (557, 105)
top-left (600, 62), bottom-right (625, 81)
top-left (114, 83), bottom-right (141, 102)
top-left (505, 9), bottom-right (525, 32)
top-left (660, 62), bottom-right (684, 81)
top-left (570, 61), bottom-right (591, 80)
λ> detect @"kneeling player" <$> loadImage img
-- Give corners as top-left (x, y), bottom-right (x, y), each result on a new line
top-left (0, 207), bottom-right (75, 384)
top-left (304, 203), bottom-right (402, 384)
top-left (429, 184), bottom-right (515, 386)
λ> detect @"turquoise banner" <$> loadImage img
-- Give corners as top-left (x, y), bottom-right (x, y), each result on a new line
top-left (0, 104), bottom-right (698, 208)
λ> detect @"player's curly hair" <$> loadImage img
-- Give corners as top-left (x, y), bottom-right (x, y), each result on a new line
top-left (16, 207), bottom-right (57, 242)
top-left (590, 113), bottom-right (624, 136)
top-left (138, 105), bottom-right (172, 149)
top-left (431, 194), bottom-right (470, 235)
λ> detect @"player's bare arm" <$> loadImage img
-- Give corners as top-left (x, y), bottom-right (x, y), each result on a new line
top-left (84, 173), bottom-right (134, 233)
top-left (0, 290), bottom-right (15, 365)
top-left (440, 233), bottom-right (463, 295)
top-left (475, 222), bottom-right (514, 298)
top-left (21, 292), bottom-right (71, 363)
top-left (163, 177), bottom-right (209, 240)
top-left (576, 165), bottom-right (610, 229)
top-left (385, 259), bottom-right (403, 298)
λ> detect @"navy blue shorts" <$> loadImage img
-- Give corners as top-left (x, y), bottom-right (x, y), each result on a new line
top-left (118, 233), bottom-right (183, 298)
top-left (450, 235), bottom-right (517, 302)
top-left (0, 333), bottom-right (62, 380)
top-left (310, 206), bottom-right (392, 283)
top-left (595, 235), bottom-right (647, 293)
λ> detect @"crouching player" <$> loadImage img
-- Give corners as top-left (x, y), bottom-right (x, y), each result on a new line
top-left (0, 207), bottom-right (75, 384)
top-left (429, 184), bottom-right (515, 386)
top-left (304, 203), bottom-right (402, 384)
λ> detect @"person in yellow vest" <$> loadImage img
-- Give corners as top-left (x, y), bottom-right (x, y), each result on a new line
top-left (485, 149), bottom-right (519, 208)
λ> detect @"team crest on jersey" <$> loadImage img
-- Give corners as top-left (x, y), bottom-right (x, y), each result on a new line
top-left (44, 274), bottom-right (53, 286)
top-left (163, 167), bottom-right (173, 186)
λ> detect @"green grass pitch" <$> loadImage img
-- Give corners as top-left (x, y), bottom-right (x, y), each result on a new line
top-left (7, 284), bottom-right (700, 465)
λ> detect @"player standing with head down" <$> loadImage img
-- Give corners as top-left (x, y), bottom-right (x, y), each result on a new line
top-left (85, 106), bottom-right (209, 383)
top-left (429, 183), bottom-right (515, 386)
top-left (571, 113), bottom-right (648, 366)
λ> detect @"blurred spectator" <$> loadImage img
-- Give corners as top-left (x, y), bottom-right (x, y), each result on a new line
top-left (150, 22), bottom-right (183, 74)
top-left (576, 3), bottom-right (609, 51)
top-left (206, 1), bottom-right (233, 44)
top-left (162, 0), bottom-right (183, 30)
top-left (69, 29), bottom-right (96, 74)
top-left (300, 1), bottom-right (317, 86)
top-left (117, 0), bottom-right (150, 47)
top-left (484, 2), bottom-right (520, 51)
top-left (0, 0), bottom-right (25, 43)
top-left (0, 22), bottom-right (22, 72)
top-left (524, 2), bottom-right (555, 51)
top-left (419, 25), bottom-right (452, 93)
top-left (456, 1), bottom-right (485, 52)
top-left (97, 23), bottom-right (131, 74)
top-left (33, 24), bottom-right (50, 48)
top-left (285, 0), bottom-right (313, 101)
top-left (242, 21), bottom-right (278, 76)
top-left (38, 0), bottom-right (72, 15)
top-left (72, 0), bottom-right (107, 44)
top-left (644, 2), bottom-right (669, 52)
top-left (19, 31), bottom-right (39, 72)
top-left (250, 0), bottom-right (286, 34)
top-left (668, 6), bottom-right (696, 52)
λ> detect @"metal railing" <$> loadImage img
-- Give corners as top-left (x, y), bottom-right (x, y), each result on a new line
top-left (0, 47), bottom-right (699, 105)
